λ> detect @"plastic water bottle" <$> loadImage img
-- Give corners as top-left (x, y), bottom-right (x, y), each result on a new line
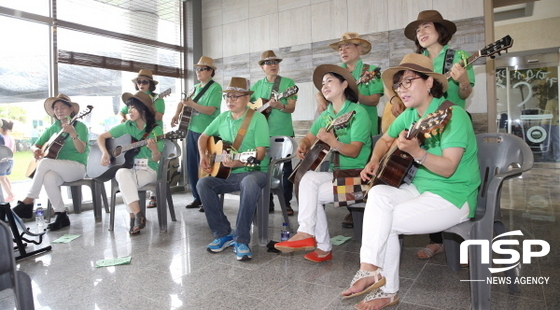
top-left (35, 204), bottom-right (45, 229)
top-left (281, 223), bottom-right (290, 241)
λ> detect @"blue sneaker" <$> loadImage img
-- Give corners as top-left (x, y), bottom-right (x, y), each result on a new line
top-left (233, 243), bottom-right (252, 261)
top-left (207, 234), bottom-right (234, 253)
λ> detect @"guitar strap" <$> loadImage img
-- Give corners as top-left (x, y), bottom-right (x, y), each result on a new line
top-left (438, 100), bottom-right (456, 111)
top-left (271, 76), bottom-right (282, 99)
top-left (193, 80), bottom-right (215, 103)
top-left (443, 49), bottom-right (455, 74)
top-left (232, 108), bottom-right (255, 151)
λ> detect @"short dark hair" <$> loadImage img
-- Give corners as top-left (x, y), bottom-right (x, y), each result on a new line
top-left (327, 72), bottom-right (359, 103)
top-left (414, 22), bottom-right (453, 54)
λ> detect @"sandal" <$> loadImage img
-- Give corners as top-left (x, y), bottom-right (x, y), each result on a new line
top-left (354, 288), bottom-right (398, 310)
top-left (129, 211), bottom-right (146, 235)
top-left (147, 196), bottom-right (156, 208)
top-left (416, 242), bottom-right (444, 260)
top-left (341, 269), bottom-right (386, 300)
top-left (286, 205), bottom-right (294, 216)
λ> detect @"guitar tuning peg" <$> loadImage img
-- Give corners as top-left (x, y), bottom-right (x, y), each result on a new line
top-left (423, 133), bottom-right (432, 139)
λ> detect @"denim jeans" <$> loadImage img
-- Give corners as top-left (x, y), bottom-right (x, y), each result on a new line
top-left (197, 171), bottom-right (266, 244)
top-left (186, 130), bottom-right (202, 201)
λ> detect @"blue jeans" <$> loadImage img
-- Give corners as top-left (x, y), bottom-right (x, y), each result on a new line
top-left (197, 171), bottom-right (266, 244)
top-left (186, 130), bottom-right (202, 201)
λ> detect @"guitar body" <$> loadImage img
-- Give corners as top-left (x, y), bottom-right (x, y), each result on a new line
top-left (288, 140), bottom-right (330, 184)
top-left (373, 148), bottom-right (416, 188)
top-left (201, 136), bottom-right (233, 179)
top-left (178, 106), bottom-right (193, 132)
top-left (87, 135), bottom-right (138, 182)
top-left (248, 98), bottom-right (271, 115)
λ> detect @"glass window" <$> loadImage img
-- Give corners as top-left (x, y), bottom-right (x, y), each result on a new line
top-left (0, 0), bottom-right (50, 16)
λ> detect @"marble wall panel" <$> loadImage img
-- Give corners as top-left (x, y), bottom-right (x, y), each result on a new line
top-left (311, 0), bottom-right (348, 42)
top-left (222, 20), bottom-right (249, 58)
top-left (347, 0), bottom-right (389, 33)
top-left (278, 6), bottom-right (312, 48)
top-left (278, 0), bottom-right (311, 12)
top-left (201, 0), bottom-right (223, 30)
top-left (222, 0), bottom-right (249, 25)
top-left (432, 0), bottom-right (484, 20)
top-left (386, 0), bottom-right (432, 32)
top-left (292, 81), bottom-right (316, 121)
top-left (248, 0), bottom-right (278, 19)
top-left (248, 13), bottom-right (280, 53)
top-left (202, 26), bottom-right (223, 59)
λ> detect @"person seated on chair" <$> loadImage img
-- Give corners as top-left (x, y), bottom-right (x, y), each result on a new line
top-left (197, 77), bottom-right (269, 261)
top-left (12, 94), bottom-right (89, 231)
top-left (97, 92), bottom-right (164, 235)
top-left (340, 54), bottom-right (480, 309)
top-left (274, 64), bottom-right (372, 263)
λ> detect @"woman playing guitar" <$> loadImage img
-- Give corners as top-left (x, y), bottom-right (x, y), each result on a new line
top-left (97, 92), bottom-right (163, 235)
top-left (274, 64), bottom-right (372, 263)
top-left (342, 54), bottom-right (480, 309)
top-left (12, 94), bottom-right (89, 231)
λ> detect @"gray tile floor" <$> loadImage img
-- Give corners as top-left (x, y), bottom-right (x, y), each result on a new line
top-left (1, 162), bottom-right (559, 309)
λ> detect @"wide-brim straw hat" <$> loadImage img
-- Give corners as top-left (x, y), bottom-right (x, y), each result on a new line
top-left (313, 64), bottom-right (359, 100)
top-left (328, 32), bottom-right (372, 55)
top-left (404, 10), bottom-right (457, 41)
top-left (381, 53), bottom-right (448, 93)
top-left (222, 77), bottom-right (254, 95)
top-left (121, 91), bottom-right (156, 116)
top-left (195, 56), bottom-right (217, 70)
top-left (131, 69), bottom-right (159, 85)
top-left (258, 50), bottom-right (283, 65)
top-left (44, 94), bottom-right (80, 118)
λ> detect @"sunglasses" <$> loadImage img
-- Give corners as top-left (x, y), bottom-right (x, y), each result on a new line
top-left (262, 60), bottom-right (280, 66)
top-left (137, 80), bottom-right (150, 85)
top-left (195, 67), bottom-right (212, 72)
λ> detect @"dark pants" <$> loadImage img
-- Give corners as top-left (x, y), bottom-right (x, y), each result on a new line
top-left (186, 130), bottom-right (202, 201)
top-left (282, 160), bottom-right (293, 205)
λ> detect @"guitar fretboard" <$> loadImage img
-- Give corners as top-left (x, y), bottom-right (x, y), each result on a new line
top-left (120, 134), bottom-right (165, 153)
top-left (211, 153), bottom-right (244, 163)
top-left (444, 52), bottom-right (481, 80)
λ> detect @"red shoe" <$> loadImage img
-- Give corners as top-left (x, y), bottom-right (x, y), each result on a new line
top-left (274, 237), bottom-right (316, 253)
top-left (304, 251), bottom-right (332, 263)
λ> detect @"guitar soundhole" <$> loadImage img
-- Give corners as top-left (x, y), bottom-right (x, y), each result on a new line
top-left (113, 146), bottom-right (122, 157)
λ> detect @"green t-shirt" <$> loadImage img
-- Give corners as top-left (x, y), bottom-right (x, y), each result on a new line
top-left (423, 45), bottom-right (476, 109)
top-left (35, 120), bottom-right (90, 165)
top-left (108, 121), bottom-right (164, 172)
top-left (188, 80), bottom-right (222, 133)
top-left (120, 91), bottom-right (166, 127)
top-left (204, 107), bottom-right (270, 173)
top-left (341, 59), bottom-right (384, 135)
top-left (311, 101), bottom-right (372, 170)
top-left (250, 76), bottom-right (297, 137)
top-left (387, 97), bottom-right (480, 217)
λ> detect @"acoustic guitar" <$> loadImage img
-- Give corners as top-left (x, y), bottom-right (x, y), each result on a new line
top-left (200, 136), bottom-right (260, 179)
top-left (247, 85), bottom-right (299, 116)
top-left (381, 35), bottom-right (514, 133)
top-left (87, 130), bottom-right (185, 182)
top-left (177, 87), bottom-right (197, 133)
top-left (26, 105), bottom-right (93, 178)
top-left (288, 110), bottom-right (356, 185)
top-left (368, 107), bottom-right (452, 190)
top-left (357, 66), bottom-right (381, 86)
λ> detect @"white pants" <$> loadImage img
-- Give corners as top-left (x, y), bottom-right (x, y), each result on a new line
top-left (360, 183), bottom-right (470, 294)
top-left (27, 158), bottom-right (86, 212)
top-left (115, 168), bottom-right (157, 213)
top-left (297, 171), bottom-right (335, 252)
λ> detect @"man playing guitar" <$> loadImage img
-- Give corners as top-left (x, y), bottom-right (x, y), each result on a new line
top-left (171, 56), bottom-right (222, 212)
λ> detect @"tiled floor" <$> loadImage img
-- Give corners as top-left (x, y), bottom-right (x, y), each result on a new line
top-left (1, 162), bottom-right (559, 309)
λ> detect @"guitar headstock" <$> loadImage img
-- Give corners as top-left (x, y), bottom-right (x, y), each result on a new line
top-left (407, 108), bottom-right (453, 140)
top-left (74, 105), bottom-right (93, 122)
top-left (357, 67), bottom-right (381, 85)
top-left (165, 130), bottom-right (186, 140)
top-left (183, 87), bottom-right (196, 100)
top-left (330, 110), bottom-right (356, 131)
top-left (157, 88), bottom-right (172, 101)
top-left (275, 85), bottom-right (299, 100)
top-left (245, 156), bottom-right (261, 167)
top-left (481, 35), bottom-right (513, 59)
top-left (238, 150), bottom-right (259, 165)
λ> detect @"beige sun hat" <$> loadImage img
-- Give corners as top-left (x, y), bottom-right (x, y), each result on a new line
top-left (381, 53), bottom-right (448, 93)
top-left (328, 32), bottom-right (372, 55)
top-left (222, 77), bottom-right (254, 95)
top-left (404, 10), bottom-right (457, 41)
top-left (258, 50), bottom-right (283, 65)
top-left (195, 56), bottom-right (217, 70)
top-left (131, 69), bottom-right (159, 85)
top-left (312, 64), bottom-right (358, 100)
top-left (121, 91), bottom-right (156, 115)
top-left (44, 94), bottom-right (80, 118)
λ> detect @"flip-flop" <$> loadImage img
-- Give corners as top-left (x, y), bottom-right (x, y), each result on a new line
top-left (342, 269), bottom-right (386, 300)
top-left (416, 243), bottom-right (445, 260)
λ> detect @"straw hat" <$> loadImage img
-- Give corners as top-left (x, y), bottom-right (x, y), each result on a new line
top-left (195, 56), bottom-right (217, 70)
top-left (222, 77), bottom-right (254, 95)
top-left (404, 10), bottom-right (457, 41)
top-left (44, 94), bottom-right (80, 118)
top-left (121, 91), bottom-right (156, 116)
top-left (313, 64), bottom-right (358, 100)
top-left (381, 53), bottom-right (448, 93)
top-left (131, 69), bottom-right (159, 85)
top-left (258, 50), bottom-right (283, 65)
top-left (328, 32), bottom-right (372, 55)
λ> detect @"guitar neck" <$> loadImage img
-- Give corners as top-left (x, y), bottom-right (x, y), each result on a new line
top-left (212, 153), bottom-right (245, 163)
top-left (120, 134), bottom-right (164, 153)
top-left (444, 51), bottom-right (481, 80)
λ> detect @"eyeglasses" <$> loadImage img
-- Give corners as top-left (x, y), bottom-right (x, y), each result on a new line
top-left (392, 76), bottom-right (422, 91)
top-left (194, 67), bottom-right (212, 72)
top-left (222, 94), bottom-right (248, 101)
top-left (262, 60), bottom-right (280, 66)
top-left (137, 80), bottom-right (150, 85)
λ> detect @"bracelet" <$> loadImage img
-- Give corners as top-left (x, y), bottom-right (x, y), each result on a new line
top-left (414, 150), bottom-right (428, 165)
top-left (71, 136), bottom-right (78, 140)
top-left (279, 106), bottom-right (285, 112)
top-left (332, 141), bottom-right (343, 152)
top-left (460, 84), bottom-right (471, 91)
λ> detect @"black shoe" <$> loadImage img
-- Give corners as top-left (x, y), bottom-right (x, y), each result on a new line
top-left (269, 194), bottom-right (275, 213)
top-left (341, 213), bottom-right (354, 229)
top-left (286, 205), bottom-right (294, 216)
top-left (47, 212), bottom-right (70, 231)
top-left (13, 201), bottom-right (34, 219)
top-left (198, 206), bottom-right (205, 213)
top-left (186, 200), bottom-right (202, 209)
